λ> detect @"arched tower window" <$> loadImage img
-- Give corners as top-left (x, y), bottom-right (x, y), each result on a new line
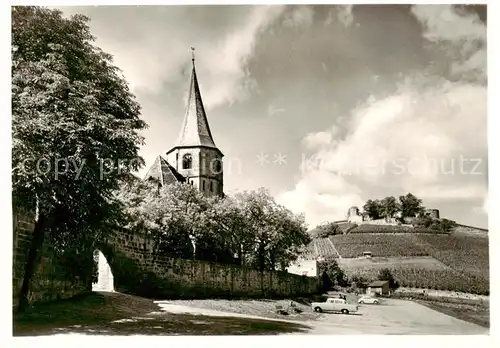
top-left (182, 154), bottom-right (192, 169)
top-left (212, 159), bottom-right (222, 173)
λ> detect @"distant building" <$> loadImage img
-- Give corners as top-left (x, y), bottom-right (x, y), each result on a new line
top-left (347, 206), bottom-right (364, 223)
top-left (366, 280), bottom-right (390, 296)
top-left (287, 259), bottom-right (319, 277)
top-left (425, 209), bottom-right (440, 219)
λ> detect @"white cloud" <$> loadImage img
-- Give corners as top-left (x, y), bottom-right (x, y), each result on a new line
top-left (202, 5), bottom-right (285, 109)
top-left (58, 5), bottom-right (286, 111)
top-left (302, 131), bottom-right (333, 150)
top-left (277, 169), bottom-right (364, 227)
top-left (278, 5), bottom-right (487, 227)
top-left (282, 6), bottom-right (314, 28)
top-left (411, 5), bottom-right (486, 83)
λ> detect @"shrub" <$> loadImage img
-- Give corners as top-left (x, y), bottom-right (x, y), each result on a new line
top-left (313, 222), bottom-right (342, 238)
top-left (318, 255), bottom-right (348, 290)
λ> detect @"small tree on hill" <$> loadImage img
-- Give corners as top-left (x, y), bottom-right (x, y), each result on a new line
top-left (437, 218), bottom-right (457, 233)
top-left (412, 215), bottom-right (456, 233)
top-left (350, 275), bottom-right (368, 289)
top-left (412, 215), bottom-right (434, 229)
top-left (314, 222), bottom-right (342, 238)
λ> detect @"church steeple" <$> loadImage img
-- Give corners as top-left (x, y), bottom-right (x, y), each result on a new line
top-left (173, 48), bottom-right (218, 150)
top-left (165, 49), bottom-right (224, 198)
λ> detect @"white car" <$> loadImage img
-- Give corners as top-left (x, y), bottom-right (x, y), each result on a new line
top-left (311, 298), bottom-right (359, 314)
top-left (358, 296), bottom-right (381, 305)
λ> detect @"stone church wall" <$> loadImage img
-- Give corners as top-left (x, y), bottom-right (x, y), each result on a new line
top-left (103, 228), bottom-right (321, 299)
top-left (13, 207), bottom-right (320, 308)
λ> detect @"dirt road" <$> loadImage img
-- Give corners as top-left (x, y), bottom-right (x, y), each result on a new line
top-left (157, 298), bottom-right (488, 335)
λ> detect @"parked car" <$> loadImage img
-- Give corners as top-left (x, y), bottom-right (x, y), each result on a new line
top-left (358, 296), bottom-right (380, 305)
top-left (311, 298), bottom-right (359, 314)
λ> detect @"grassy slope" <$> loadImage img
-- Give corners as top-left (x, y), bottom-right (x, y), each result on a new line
top-left (13, 291), bottom-right (310, 336)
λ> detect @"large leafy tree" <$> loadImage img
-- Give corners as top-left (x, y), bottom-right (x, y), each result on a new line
top-left (115, 180), bottom-right (205, 260)
top-left (12, 7), bottom-right (147, 311)
top-left (116, 183), bottom-right (310, 270)
top-left (206, 195), bottom-right (255, 265)
top-left (398, 193), bottom-right (425, 218)
top-left (362, 199), bottom-right (382, 220)
top-left (380, 196), bottom-right (399, 220)
top-left (235, 188), bottom-right (310, 271)
top-left (266, 204), bottom-right (310, 271)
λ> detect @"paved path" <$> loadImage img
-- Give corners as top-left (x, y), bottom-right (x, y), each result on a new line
top-left (156, 298), bottom-right (488, 335)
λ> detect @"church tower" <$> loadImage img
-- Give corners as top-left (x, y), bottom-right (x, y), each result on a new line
top-left (165, 51), bottom-right (224, 198)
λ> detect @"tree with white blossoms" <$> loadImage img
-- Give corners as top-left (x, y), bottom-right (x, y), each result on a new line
top-left (12, 7), bottom-right (147, 311)
top-left (115, 180), bottom-right (233, 261)
top-left (206, 195), bottom-right (255, 265)
top-left (234, 188), bottom-right (310, 271)
top-left (115, 183), bottom-right (310, 271)
top-left (267, 204), bottom-right (310, 271)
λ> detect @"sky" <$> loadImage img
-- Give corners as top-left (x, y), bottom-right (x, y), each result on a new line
top-left (57, 4), bottom-right (488, 229)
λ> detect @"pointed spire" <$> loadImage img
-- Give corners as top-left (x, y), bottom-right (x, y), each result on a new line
top-left (175, 49), bottom-right (217, 149)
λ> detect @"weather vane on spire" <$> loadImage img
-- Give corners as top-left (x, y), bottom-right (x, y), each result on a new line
top-left (191, 46), bottom-right (195, 63)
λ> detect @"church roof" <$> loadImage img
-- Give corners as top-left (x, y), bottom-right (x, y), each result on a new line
top-left (143, 155), bottom-right (185, 185)
top-left (174, 58), bottom-right (218, 150)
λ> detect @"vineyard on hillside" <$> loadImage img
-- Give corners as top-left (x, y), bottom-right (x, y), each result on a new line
top-left (392, 268), bottom-right (488, 294)
top-left (342, 266), bottom-right (489, 295)
top-left (301, 238), bottom-right (338, 259)
top-left (315, 238), bottom-right (338, 258)
top-left (300, 225), bottom-right (489, 295)
top-left (416, 234), bottom-right (490, 280)
top-left (329, 234), bottom-right (428, 258)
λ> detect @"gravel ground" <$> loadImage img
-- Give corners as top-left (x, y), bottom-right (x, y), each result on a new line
top-left (13, 292), bottom-right (309, 336)
top-left (14, 292), bottom-right (489, 335)
top-left (161, 298), bottom-right (321, 322)
top-left (158, 297), bottom-right (489, 335)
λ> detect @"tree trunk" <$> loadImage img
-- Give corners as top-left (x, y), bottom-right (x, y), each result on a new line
top-left (237, 245), bottom-right (243, 266)
top-left (18, 213), bottom-right (46, 313)
top-left (270, 249), bottom-right (276, 271)
top-left (258, 243), bottom-right (265, 273)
